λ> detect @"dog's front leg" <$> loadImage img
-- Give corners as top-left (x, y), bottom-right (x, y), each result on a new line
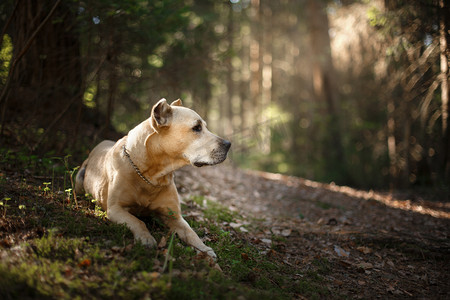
top-left (154, 186), bottom-right (217, 259)
top-left (166, 216), bottom-right (217, 260)
top-left (107, 204), bottom-right (157, 247)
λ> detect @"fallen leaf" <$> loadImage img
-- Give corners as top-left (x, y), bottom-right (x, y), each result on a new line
top-left (281, 229), bottom-right (292, 237)
top-left (358, 262), bottom-right (373, 270)
top-left (334, 245), bottom-right (350, 257)
top-left (334, 279), bottom-right (344, 286)
top-left (261, 238), bottom-right (272, 245)
top-left (64, 267), bottom-right (72, 277)
top-left (283, 259), bottom-right (294, 267)
top-left (230, 222), bottom-right (242, 228)
top-left (111, 246), bottom-right (122, 253)
top-left (326, 218), bottom-right (338, 226)
top-left (338, 260), bottom-right (352, 268)
top-left (386, 283), bottom-right (402, 294)
top-left (271, 227), bottom-right (281, 235)
top-left (266, 249), bottom-right (277, 257)
top-left (78, 258), bottom-right (91, 268)
top-left (185, 211), bottom-right (203, 218)
top-left (74, 248), bottom-right (82, 259)
top-left (150, 272), bottom-right (160, 281)
top-left (125, 244), bottom-right (133, 252)
top-left (241, 253), bottom-right (249, 260)
top-left (158, 236), bottom-right (167, 248)
top-left (356, 246), bottom-right (372, 254)
top-left (252, 238), bottom-right (262, 244)
top-left (393, 289), bottom-right (404, 295)
top-left (0, 238), bottom-right (12, 248)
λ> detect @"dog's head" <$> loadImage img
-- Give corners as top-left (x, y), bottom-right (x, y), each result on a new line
top-left (146, 98), bottom-right (231, 167)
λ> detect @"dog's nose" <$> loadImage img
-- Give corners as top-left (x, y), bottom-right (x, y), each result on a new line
top-left (222, 139), bottom-right (231, 151)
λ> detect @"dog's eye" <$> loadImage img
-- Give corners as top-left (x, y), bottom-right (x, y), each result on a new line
top-left (192, 124), bottom-right (202, 132)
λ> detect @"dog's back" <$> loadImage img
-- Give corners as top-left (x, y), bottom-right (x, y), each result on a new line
top-left (75, 140), bottom-right (116, 197)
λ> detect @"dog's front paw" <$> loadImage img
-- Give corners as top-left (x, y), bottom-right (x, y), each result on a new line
top-left (195, 246), bottom-right (217, 260)
top-left (135, 233), bottom-right (157, 248)
top-left (206, 249), bottom-right (217, 260)
top-left (203, 247), bottom-right (217, 261)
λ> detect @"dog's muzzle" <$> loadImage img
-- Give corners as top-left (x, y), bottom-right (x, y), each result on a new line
top-left (194, 139), bottom-right (231, 167)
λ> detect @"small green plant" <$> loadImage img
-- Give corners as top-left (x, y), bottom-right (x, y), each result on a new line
top-left (1, 197), bottom-right (11, 217)
top-left (20, 178), bottom-right (27, 188)
top-left (65, 188), bottom-right (73, 205)
top-left (43, 182), bottom-right (52, 197)
top-left (162, 232), bottom-right (176, 286)
top-left (91, 198), bottom-right (106, 218)
top-left (56, 154), bottom-right (80, 208)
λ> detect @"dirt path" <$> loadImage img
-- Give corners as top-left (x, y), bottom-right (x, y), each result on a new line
top-left (176, 163), bottom-right (450, 298)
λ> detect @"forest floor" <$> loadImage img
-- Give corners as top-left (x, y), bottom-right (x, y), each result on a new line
top-left (0, 151), bottom-right (449, 299)
top-left (176, 163), bottom-right (450, 299)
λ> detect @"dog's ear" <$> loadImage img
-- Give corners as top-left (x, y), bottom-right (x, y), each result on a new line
top-left (151, 98), bottom-right (172, 131)
top-left (171, 99), bottom-right (182, 107)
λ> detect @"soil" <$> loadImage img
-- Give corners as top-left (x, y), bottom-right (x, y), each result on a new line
top-left (176, 163), bottom-right (450, 299)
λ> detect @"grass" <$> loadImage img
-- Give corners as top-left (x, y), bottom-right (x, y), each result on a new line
top-left (0, 148), bottom-right (334, 299)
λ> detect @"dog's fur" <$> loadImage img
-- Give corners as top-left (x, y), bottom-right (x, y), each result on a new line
top-left (75, 99), bottom-right (230, 258)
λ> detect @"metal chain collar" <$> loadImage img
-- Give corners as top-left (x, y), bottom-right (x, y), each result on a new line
top-left (122, 145), bottom-right (156, 186)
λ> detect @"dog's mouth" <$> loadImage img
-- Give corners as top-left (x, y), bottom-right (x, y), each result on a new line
top-left (192, 139), bottom-right (231, 168)
top-left (193, 161), bottom-right (211, 167)
top-left (193, 155), bottom-right (228, 168)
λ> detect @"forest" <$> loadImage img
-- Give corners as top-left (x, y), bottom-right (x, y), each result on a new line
top-left (0, 0), bottom-right (449, 299)
top-left (0, 0), bottom-right (448, 190)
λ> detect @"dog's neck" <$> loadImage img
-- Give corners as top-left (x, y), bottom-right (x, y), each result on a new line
top-left (125, 120), bottom-right (187, 186)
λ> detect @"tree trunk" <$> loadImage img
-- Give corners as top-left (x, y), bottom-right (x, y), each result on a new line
top-left (105, 63), bottom-right (116, 136)
top-left (307, 0), bottom-right (346, 180)
top-left (260, 0), bottom-right (272, 154)
top-left (249, 0), bottom-right (262, 128)
top-left (224, 4), bottom-right (234, 137)
top-left (387, 99), bottom-right (398, 189)
top-left (4, 0), bottom-right (82, 152)
top-left (439, 0), bottom-right (450, 180)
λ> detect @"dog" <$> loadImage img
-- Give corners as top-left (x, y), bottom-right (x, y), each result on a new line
top-left (75, 98), bottom-right (231, 259)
